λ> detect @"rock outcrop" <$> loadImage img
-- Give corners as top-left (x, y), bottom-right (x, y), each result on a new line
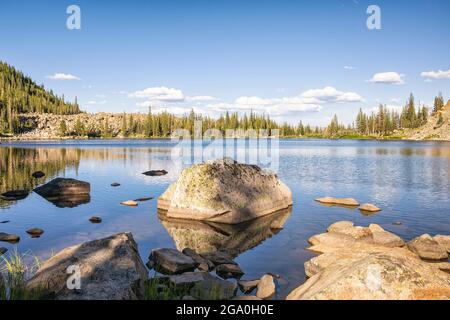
top-left (407, 234), bottom-right (448, 261)
top-left (26, 233), bottom-right (148, 300)
top-left (158, 158), bottom-right (292, 224)
top-left (287, 222), bottom-right (450, 300)
top-left (406, 100), bottom-right (450, 141)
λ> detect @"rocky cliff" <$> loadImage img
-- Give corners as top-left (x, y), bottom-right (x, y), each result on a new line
top-left (406, 100), bottom-right (450, 141)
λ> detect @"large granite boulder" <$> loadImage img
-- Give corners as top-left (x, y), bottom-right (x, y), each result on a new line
top-left (157, 158), bottom-right (292, 224)
top-left (26, 233), bottom-right (148, 300)
top-left (288, 222), bottom-right (450, 300)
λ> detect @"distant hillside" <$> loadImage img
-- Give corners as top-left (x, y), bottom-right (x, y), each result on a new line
top-left (406, 100), bottom-right (450, 141)
top-left (0, 61), bottom-right (80, 134)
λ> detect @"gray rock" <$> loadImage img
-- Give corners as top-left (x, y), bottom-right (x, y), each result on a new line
top-left (201, 251), bottom-right (236, 266)
top-left (189, 276), bottom-right (237, 300)
top-left (407, 234), bottom-right (448, 261)
top-left (0, 233), bottom-right (20, 243)
top-left (157, 158), bottom-right (292, 224)
top-left (256, 274), bottom-right (276, 299)
top-left (34, 178), bottom-right (90, 197)
top-left (32, 171), bottom-right (45, 178)
top-left (26, 228), bottom-right (44, 238)
top-left (26, 232), bottom-right (148, 300)
top-left (111, 182), bottom-right (120, 187)
top-left (215, 263), bottom-right (244, 279)
top-left (238, 279), bottom-right (260, 293)
top-left (149, 248), bottom-right (197, 274)
top-left (1, 189), bottom-right (29, 201)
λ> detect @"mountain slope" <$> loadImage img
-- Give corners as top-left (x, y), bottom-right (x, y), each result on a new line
top-left (0, 61), bottom-right (80, 133)
top-left (406, 100), bottom-right (450, 141)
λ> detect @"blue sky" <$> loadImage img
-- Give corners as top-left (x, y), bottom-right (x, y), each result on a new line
top-left (0, 0), bottom-right (449, 125)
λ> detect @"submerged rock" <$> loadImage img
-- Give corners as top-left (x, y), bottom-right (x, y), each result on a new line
top-left (26, 228), bottom-right (44, 238)
top-left (358, 203), bottom-right (381, 213)
top-left (315, 197), bottom-right (359, 207)
top-left (32, 171), bottom-right (46, 178)
top-left (256, 274), bottom-right (276, 299)
top-left (26, 232), bottom-right (148, 300)
top-left (142, 170), bottom-right (168, 176)
top-left (288, 222), bottom-right (450, 300)
top-left (407, 234), bottom-right (448, 261)
top-left (157, 158), bottom-right (292, 224)
top-left (0, 233), bottom-right (20, 243)
top-left (0, 247), bottom-right (7, 255)
top-left (1, 189), bottom-right (29, 201)
top-left (149, 248), bottom-right (197, 274)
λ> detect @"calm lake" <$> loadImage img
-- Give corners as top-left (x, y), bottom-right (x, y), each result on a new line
top-left (1, 139), bottom-right (449, 298)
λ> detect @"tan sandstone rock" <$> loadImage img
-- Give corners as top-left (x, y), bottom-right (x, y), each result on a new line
top-left (407, 234), bottom-right (448, 261)
top-left (358, 203), bottom-right (381, 212)
top-left (315, 197), bottom-right (359, 206)
top-left (157, 158), bottom-right (292, 224)
top-left (434, 235), bottom-right (450, 253)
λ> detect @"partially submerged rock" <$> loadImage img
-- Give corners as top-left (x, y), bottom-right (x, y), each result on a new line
top-left (143, 170), bottom-right (168, 176)
top-left (256, 274), bottom-right (276, 299)
top-left (111, 182), bottom-right (121, 187)
top-left (149, 248), bottom-right (197, 274)
top-left (34, 178), bottom-right (90, 208)
top-left (26, 233), bottom-right (148, 299)
top-left (157, 158), bottom-right (292, 224)
top-left (238, 279), bottom-right (260, 294)
top-left (0, 233), bottom-right (20, 243)
top-left (358, 203), bottom-right (381, 213)
top-left (407, 234), bottom-right (448, 261)
top-left (434, 235), bottom-right (450, 253)
top-left (288, 222), bottom-right (450, 300)
top-left (134, 197), bottom-right (154, 202)
top-left (315, 197), bottom-right (359, 207)
top-left (1, 189), bottom-right (29, 201)
top-left (121, 200), bottom-right (138, 207)
top-left (26, 228), bottom-right (44, 238)
top-left (215, 263), bottom-right (244, 279)
top-left (32, 171), bottom-right (45, 178)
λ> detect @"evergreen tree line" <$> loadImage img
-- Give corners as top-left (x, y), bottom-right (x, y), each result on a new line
top-left (0, 61), bottom-right (80, 134)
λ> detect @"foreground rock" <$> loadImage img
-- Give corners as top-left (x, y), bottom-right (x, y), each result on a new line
top-left (215, 264), bottom-right (244, 279)
top-left (1, 189), bottom-right (29, 201)
top-left (143, 170), bottom-right (168, 176)
top-left (26, 228), bottom-right (44, 238)
top-left (256, 274), bottom-right (276, 299)
top-left (149, 248), bottom-right (197, 274)
top-left (26, 233), bottom-right (148, 300)
top-left (315, 197), bottom-right (359, 207)
top-left (0, 233), bottom-right (20, 243)
top-left (288, 221), bottom-right (450, 300)
top-left (407, 234), bottom-right (448, 261)
top-left (182, 248), bottom-right (214, 271)
top-left (158, 158), bottom-right (292, 224)
top-left (434, 235), bottom-right (450, 253)
top-left (33, 178), bottom-right (91, 208)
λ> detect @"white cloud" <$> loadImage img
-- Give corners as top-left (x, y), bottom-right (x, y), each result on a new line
top-left (368, 72), bottom-right (405, 84)
top-left (186, 96), bottom-right (218, 102)
top-left (420, 69), bottom-right (450, 79)
top-left (301, 86), bottom-right (364, 103)
top-left (234, 96), bottom-right (273, 106)
top-left (344, 66), bottom-right (356, 70)
top-left (130, 86), bottom-right (185, 102)
top-left (86, 100), bottom-right (107, 105)
top-left (47, 73), bottom-right (81, 81)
